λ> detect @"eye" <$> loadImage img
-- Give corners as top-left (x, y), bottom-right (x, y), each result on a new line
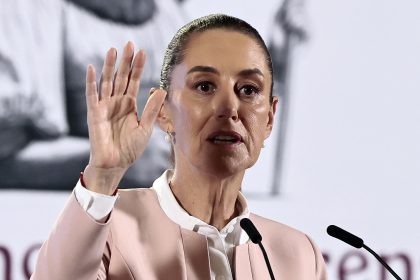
top-left (238, 84), bottom-right (260, 97)
top-left (194, 81), bottom-right (216, 94)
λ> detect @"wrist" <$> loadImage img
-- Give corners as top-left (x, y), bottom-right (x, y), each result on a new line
top-left (82, 165), bottom-right (126, 195)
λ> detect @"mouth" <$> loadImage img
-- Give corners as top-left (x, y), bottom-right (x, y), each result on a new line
top-left (207, 131), bottom-right (243, 146)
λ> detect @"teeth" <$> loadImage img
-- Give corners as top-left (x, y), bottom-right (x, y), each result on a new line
top-left (214, 135), bottom-right (236, 141)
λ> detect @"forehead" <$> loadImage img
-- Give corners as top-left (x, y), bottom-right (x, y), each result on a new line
top-left (180, 29), bottom-right (269, 75)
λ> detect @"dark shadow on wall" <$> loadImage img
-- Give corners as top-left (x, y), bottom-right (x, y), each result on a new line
top-left (268, 0), bottom-right (308, 195)
top-left (0, 0), bottom-right (181, 190)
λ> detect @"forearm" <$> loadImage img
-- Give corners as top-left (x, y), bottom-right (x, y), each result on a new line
top-left (31, 191), bottom-right (112, 280)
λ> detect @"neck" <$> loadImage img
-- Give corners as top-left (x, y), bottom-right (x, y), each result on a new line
top-left (170, 165), bottom-right (245, 231)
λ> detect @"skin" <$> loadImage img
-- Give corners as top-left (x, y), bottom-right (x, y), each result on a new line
top-left (159, 30), bottom-right (278, 229)
top-left (83, 29), bottom-right (278, 230)
top-left (83, 43), bottom-right (167, 193)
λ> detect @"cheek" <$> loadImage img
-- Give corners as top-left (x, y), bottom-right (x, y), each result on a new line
top-left (171, 97), bottom-right (208, 146)
top-left (245, 106), bottom-right (270, 144)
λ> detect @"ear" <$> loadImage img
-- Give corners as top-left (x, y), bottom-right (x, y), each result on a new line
top-left (264, 96), bottom-right (279, 139)
top-left (152, 88), bottom-right (173, 133)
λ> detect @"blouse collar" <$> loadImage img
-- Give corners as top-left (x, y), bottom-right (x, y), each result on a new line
top-left (151, 170), bottom-right (250, 244)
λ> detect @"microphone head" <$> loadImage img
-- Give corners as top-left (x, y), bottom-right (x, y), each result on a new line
top-left (327, 225), bottom-right (364, 249)
top-left (240, 218), bottom-right (262, 244)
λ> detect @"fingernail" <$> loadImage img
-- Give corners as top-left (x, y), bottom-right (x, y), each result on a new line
top-left (107, 48), bottom-right (117, 59)
top-left (126, 41), bottom-right (134, 51)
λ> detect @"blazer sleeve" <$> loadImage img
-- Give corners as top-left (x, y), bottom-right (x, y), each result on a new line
top-left (306, 235), bottom-right (328, 280)
top-left (30, 191), bottom-right (112, 280)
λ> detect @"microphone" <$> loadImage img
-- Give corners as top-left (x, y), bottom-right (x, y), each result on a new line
top-left (240, 218), bottom-right (275, 280)
top-left (327, 225), bottom-right (402, 280)
top-left (327, 225), bottom-right (363, 248)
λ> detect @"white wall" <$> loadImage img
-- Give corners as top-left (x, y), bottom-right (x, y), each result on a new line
top-left (249, 0), bottom-right (420, 279)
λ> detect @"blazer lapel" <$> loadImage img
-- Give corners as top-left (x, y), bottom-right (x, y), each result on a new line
top-left (234, 243), bottom-right (272, 280)
top-left (234, 244), bottom-right (253, 280)
top-left (180, 229), bottom-right (211, 280)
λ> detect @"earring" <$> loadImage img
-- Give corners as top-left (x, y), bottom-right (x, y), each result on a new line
top-left (165, 129), bottom-right (176, 143)
top-left (165, 130), bottom-right (172, 142)
top-left (262, 142), bottom-right (266, 148)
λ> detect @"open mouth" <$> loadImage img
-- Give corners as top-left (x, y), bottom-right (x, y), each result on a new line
top-left (207, 131), bottom-right (243, 145)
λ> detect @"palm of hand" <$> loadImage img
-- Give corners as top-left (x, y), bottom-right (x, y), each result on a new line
top-left (86, 42), bottom-right (167, 171)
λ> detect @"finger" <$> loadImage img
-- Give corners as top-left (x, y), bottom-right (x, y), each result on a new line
top-left (85, 64), bottom-right (98, 109)
top-left (99, 48), bottom-right (117, 100)
top-left (139, 89), bottom-right (167, 132)
top-left (125, 49), bottom-right (146, 98)
top-left (113, 41), bottom-right (134, 96)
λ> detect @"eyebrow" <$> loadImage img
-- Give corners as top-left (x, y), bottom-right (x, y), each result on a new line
top-left (186, 65), bottom-right (264, 78)
top-left (238, 68), bottom-right (264, 78)
top-left (187, 65), bottom-right (219, 75)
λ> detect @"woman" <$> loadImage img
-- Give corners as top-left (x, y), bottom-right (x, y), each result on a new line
top-left (31, 14), bottom-right (327, 280)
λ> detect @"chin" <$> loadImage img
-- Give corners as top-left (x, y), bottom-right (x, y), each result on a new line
top-left (197, 157), bottom-right (253, 178)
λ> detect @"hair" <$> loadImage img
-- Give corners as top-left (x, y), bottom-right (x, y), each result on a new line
top-left (159, 14), bottom-right (274, 101)
top-left (159, 14), bottom-right (274, 167)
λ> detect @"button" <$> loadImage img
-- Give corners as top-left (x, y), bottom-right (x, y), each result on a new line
top-left (217, 276), bottom-right (226, 280)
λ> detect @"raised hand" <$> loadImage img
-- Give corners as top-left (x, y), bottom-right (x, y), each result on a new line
top-left (83, 42), bottom-right (167, 195)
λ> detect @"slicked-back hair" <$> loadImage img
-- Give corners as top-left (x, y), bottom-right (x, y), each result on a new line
top-left (159, 14), bottom-right (274, 102)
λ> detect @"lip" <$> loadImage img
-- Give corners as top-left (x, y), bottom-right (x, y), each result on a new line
top-left (206, 130), bottom-right (244, 146)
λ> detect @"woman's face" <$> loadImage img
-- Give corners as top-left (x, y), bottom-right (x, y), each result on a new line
top-left (163, 29), bottom-right (278, 176)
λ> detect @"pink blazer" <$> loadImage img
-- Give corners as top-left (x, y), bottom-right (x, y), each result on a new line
top-left (31, 189), bottom-right (327, 280)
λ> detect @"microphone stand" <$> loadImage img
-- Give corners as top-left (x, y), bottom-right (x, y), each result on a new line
top-left (362, 244), bottom-right (402, 280)
top-left (257, 241), bottom-right (276, 280)
top-left (240, 218), bottom-right (276, 280)
top-left (327, 225), bottom-right (403, 280)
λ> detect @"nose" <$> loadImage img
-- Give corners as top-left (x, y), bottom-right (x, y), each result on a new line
top-left (214, 88), bottom-right (239, 122)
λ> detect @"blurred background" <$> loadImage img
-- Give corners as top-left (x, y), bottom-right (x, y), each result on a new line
top-left (1, 0), bottom-right (419, 279)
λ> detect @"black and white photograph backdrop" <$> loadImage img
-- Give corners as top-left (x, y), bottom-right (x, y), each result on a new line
top-left (1, 0), bottom-right (419, 279)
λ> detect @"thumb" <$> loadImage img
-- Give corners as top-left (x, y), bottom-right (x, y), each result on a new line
top-left (139, 88), bottom-right (167, 132)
